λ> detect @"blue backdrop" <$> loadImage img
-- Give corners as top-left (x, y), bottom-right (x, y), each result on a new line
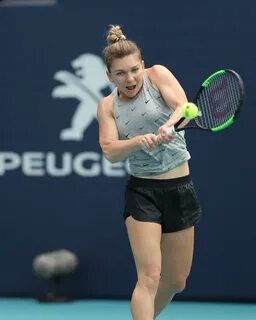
top-left (0, 0), bottom-right (255, 301)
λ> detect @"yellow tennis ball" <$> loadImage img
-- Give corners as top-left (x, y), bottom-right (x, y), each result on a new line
top-left (181, 103), bottom-right (199, 119)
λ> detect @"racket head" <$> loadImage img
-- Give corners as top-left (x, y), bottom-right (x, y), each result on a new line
top-left (193, 69), bottom-right (244, 131)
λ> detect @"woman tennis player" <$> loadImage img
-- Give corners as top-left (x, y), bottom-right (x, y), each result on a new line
top-left (97, 25), bottom-right (202, 320)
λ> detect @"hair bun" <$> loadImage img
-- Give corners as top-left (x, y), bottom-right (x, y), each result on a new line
top-left (107, 25), bottom-right (127, 45)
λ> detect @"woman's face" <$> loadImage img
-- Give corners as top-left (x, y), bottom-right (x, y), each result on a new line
top-left (108, 53), bottom-right (144, 100)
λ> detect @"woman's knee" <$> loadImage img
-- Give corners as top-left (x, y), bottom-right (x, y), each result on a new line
top-left (159, 276), bottom-right (187, 294)
top-left (138, 265), bottom-right (161, 291)
top-left (171, 278), bottom-right (186, 293)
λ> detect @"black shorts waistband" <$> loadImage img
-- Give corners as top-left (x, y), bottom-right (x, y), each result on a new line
top-left (128, 174), bottom-right (191, 188)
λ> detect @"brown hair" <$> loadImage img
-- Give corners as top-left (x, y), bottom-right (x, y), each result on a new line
top-left (103, 25), bottom-right (142, 72)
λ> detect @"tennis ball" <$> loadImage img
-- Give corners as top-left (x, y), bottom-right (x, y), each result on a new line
top-left (181, 103), bottom-right (199, 119)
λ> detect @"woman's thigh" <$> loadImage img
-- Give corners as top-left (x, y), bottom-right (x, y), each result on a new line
top-left (160, 226), bottom-right (194, 283)
top-left (126, 216), bottom-right (162, 277)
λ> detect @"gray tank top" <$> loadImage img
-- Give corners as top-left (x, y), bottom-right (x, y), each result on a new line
top-left (113, 72), bottom-right (190, 176)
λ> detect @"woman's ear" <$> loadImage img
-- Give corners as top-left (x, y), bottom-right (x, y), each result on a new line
top-left (106, 70), bottom-right (114, 83)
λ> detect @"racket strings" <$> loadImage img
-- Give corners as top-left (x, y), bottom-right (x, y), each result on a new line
top-left (196, 73), bottom-right (241, 129)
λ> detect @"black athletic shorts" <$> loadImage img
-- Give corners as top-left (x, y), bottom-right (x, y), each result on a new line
top-left (124, 174), bottom-right (202, 233)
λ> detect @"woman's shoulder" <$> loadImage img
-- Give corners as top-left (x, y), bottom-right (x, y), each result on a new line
top-left (146, 64), bottom-right (173, 79)
top-left (146, 65), bottom-right (178, 90)
top-left (146, 65), bottom-right (169, 89)
top-left (97, 92), bottom-right (115, 117)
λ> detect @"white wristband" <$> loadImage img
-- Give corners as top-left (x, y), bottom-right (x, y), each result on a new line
top-left (166, 126), bottom-right (176, 136)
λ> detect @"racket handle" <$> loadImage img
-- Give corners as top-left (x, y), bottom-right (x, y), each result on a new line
top-left (174, 117), bottom-right (186, 131)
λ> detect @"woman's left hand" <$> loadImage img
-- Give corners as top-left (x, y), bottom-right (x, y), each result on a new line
top-left (157, 124), bottom-right (176, 144)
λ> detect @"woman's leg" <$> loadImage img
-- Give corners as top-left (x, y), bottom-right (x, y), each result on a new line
top-left (126, 216), bottom-right (162, 320)
top-left (154, 226), bottom-right (195, 318)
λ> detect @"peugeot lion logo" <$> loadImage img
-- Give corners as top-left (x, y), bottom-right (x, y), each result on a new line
top-left (52, 53), bottom-right (114, 141)
top-left (0, 53), bottom-right (129, 177)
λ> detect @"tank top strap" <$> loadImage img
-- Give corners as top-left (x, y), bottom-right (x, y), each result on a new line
top-left (143, 71), bottom-right (161, 100)
top-left (112, 87), bottom-right (120, 110)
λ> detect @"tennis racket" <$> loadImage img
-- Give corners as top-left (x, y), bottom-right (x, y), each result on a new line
top-left (170, 69), bottom-right (245, 133)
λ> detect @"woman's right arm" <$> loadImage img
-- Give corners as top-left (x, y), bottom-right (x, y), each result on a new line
top-left (97, 98), bottom-right (158, 163)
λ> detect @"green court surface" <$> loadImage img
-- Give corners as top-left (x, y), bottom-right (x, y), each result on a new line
top-left (0, 299), bottom-right (255, 320)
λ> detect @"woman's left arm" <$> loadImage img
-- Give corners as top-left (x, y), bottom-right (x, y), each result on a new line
top-left (148, 65), bottom-right (188, 139)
